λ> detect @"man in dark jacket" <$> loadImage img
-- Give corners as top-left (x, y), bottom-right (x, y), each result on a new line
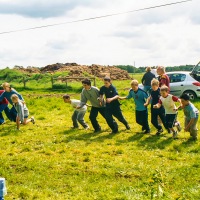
top-left (141, 67), bottom-right (155, 95)
top-left (99, 77), bottom-right (130, 134)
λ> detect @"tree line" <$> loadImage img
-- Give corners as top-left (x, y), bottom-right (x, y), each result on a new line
top-left (116, 65), bottom-right (195, 73)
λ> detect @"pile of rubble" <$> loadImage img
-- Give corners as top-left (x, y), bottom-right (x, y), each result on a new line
top-left (40, 63), bottom-right (131, 80)
top-left (13, 63), bottom-right (131, 80)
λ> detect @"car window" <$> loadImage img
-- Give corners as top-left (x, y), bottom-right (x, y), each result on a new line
top-left (191, 62), bottom-right (200, 82)
top-left (168, 74), bottom-right (186, 83)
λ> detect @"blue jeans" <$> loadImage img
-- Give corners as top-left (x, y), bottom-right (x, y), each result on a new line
top-left (72, 110), bottom-right (88, 128)
top-left (0, 104), bottom-right (10, 124)
top-left (144, 86), bottom-right (151, 96)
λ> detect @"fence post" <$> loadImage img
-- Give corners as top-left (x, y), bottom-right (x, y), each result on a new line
top-left (23, 77), bottom-right (26, 88)
top-left (94, 76), bottom-right (96, 86)
top-left (66, 80), bottom-right (68, 88)
top-left (51, 76), bottom-right (54, 88)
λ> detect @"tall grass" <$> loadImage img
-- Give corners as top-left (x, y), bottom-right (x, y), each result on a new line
top-left (0, 78), bottom-right (200, 199)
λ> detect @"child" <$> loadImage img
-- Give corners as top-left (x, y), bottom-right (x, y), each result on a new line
top-left (99, 77), bottom-right (130, 134)
top-left (63, 94), bottom-right (89, 130)
top-left (153, 85), bottom-right (182, 138)
top-left (144, 78), bottom-right (168, 135)
top-left (119, 79), bottom-right (150, 133)
top-left (11, 94), bottom-right (35, 130)
top-left (179, 93), bottom-right (199, 140)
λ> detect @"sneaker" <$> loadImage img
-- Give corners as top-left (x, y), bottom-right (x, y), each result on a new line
top-left (94, 128), bottom-right (101, 133)
top-left (176, 122), bottom-right (182, 132)
top-left (31, 116), bottom-right (35, 124)
top-left (167, 129), bottom-right (172, 134)
top-left (125, 124), bottom-right (130, 130)
top-left (156, 128), bottom-right (163, 135)
top-left (144, 130), bottom-right (150, 134)
top-left (71, 126), bottom-right (78, 129)
top-left (173, 131), bottom-right (178, 139)
top-left (85, 126), bottom-right (90, 130)
top-left (110, 129), bottom-right (118, 134)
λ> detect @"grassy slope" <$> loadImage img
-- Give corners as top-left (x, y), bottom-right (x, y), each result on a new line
top-left (0, 75), bottom-right (200, 199)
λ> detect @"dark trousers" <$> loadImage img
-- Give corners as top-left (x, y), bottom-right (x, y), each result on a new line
top-left (0, 105), bottom-right (11, 124)
top-left (136, 109), bottom-right (150, 131)
top-left (89, 107), bottom-right (106, 131)
top-left (8, 106), bottom-right (17, 122)
top-left (151, 106), bottom-right (168, 130)
top-left (105, 106), bottom-right (128, 131)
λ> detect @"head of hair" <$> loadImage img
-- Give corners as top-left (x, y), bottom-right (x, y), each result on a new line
top-left (146, 67), bottom-right (151, 72)
top-left (104, 77), bottom-right (111, 82)
top-left (131, 79), bottom-right (139, 86)
top-left (82, 78), bottom-right (91, 86)
top-left (63, 94), bottom-right (70, 99)
top-left (157, 66), bottom-right (166, 73)
top-left (180, 93), bottom-right (190, 101)
top-left (160, 85), bottom-right (169, 92)
top-left (2, 82), bottom-right (11, 89)
top-left (11, 94), bottom-right (19, 101)
top-left (151, 78), bottom-right (159, 86)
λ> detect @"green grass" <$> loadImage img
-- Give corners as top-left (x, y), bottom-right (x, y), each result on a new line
top-left (0, 79), bottom-right (200, 199)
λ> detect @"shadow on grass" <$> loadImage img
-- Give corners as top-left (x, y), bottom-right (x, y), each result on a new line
top-left (0, 125), bottom-right (18, 137)
top-left (59, 128), bottom-right (176, 150)
top-left (60, 128), bottom-right (121, 143)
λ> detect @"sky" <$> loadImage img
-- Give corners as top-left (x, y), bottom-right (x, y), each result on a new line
top-left (0, 0), bottom-right (199, 69)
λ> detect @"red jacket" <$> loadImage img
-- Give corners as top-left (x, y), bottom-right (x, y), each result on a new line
top-left (0, 90), bottom-right (8, 105)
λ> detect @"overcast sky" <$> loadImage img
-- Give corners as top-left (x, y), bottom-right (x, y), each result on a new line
top-left (0, 0), bottom-right (199, 68)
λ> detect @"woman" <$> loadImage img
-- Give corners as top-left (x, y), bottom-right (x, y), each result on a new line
top-left (0, 82), bottom-right (25, 122)
top-left (141, 67), bottom-right (155, 94)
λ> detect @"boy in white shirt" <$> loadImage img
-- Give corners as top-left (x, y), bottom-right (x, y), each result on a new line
top-left (153, 85), bottom-right (182, 138)
top-left (63, 95), bottom-right (89, 130)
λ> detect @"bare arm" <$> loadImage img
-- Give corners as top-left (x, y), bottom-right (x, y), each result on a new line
top-left (118, 96), bottom-right (127, 100)
top-left (144, 96), bottom-right (152, 107)
top-left (185, 118), bottom-right (195, 132)
top-left (106, 95), bottom-right (119, 103)
top-left (16, 116), bottom-right (20, 130)
top-left (153, 103), bottom-right (162, 109)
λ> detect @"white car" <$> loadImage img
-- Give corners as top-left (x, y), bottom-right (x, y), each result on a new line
top-left (139, 62), bottom-right (200, 100)
top-left (167, 71), bottom-right (200, 100)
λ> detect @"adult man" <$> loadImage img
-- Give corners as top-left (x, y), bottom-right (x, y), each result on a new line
top-left (0, 90), bottom-right (10, 125)
top-left (141, 66), bottom-right (155, 94)
top-left (79, 78), bottom-right (116, 133)
top-left (157, 66), bottom-right (170, 89)
top-left (99, 77), bottom-right (130, 134)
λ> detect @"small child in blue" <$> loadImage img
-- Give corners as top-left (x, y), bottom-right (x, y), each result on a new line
top-left (11, 94), bottom-right (35, 130)
top-left (119, 80), bottom-right (150, 133)
top-left (179, 93), bottom-right (199, 140)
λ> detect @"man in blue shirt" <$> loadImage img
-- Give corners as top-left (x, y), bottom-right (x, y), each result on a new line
top-left (99, 77), bottom-right (130, 134)
top-left (119, 79), bottom-right (150, 133)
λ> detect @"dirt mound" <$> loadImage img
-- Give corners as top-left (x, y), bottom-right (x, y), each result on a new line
top-left (41, 63), bottom-right (131, 80)
top-left (13, 66), bottom-right (41, 74)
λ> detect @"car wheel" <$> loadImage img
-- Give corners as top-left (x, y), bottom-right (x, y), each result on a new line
top-left (183, 91), bottom-right (197, 100)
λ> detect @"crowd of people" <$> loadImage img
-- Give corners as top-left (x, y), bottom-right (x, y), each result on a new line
top-left (0, 66), bottom-right (199, 140)
top-left (63, 66), bottom-right (199, 140)
top-left (0, 82), bottom-right (35, 130)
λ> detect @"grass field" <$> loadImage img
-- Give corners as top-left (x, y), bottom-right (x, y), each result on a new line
top-left (0, 76), bottom-right (200, 200)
